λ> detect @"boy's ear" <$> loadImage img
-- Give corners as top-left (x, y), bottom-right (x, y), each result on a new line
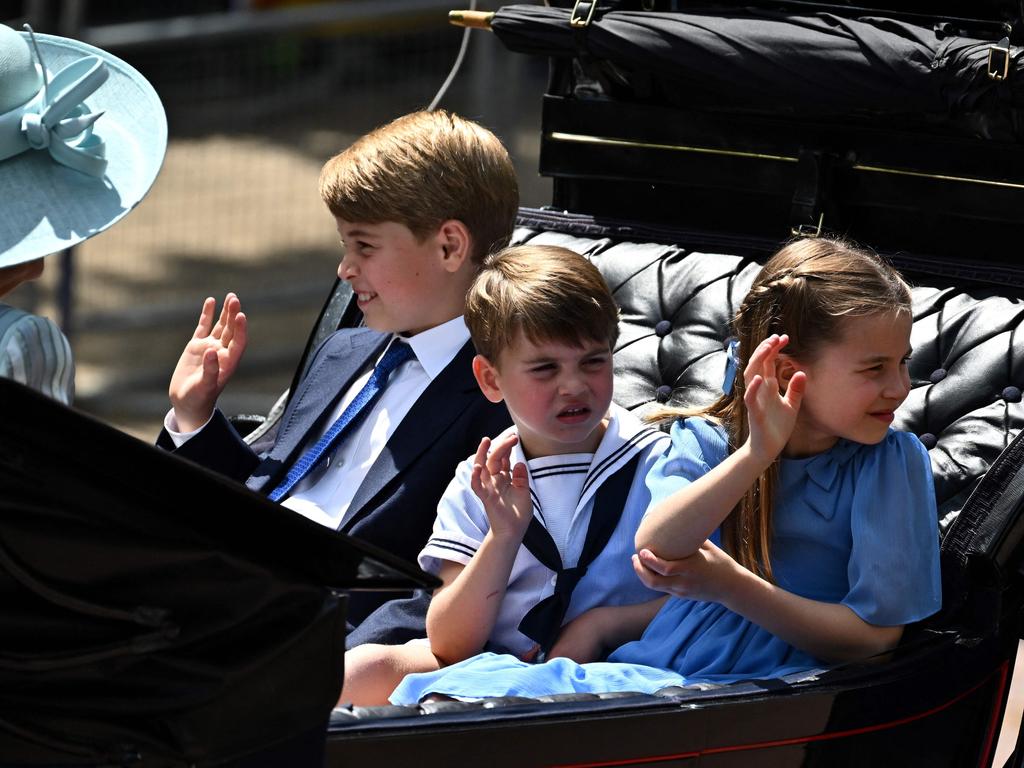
top-left (472, 354), bottom-right (505, 404)
top-left (436, 219), bottom-right (472, 272)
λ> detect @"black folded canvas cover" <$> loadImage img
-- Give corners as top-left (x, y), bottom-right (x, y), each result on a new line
top-left (0, 377), bottom-right (434, 766)
top-left (499, 3), bottom-right (1024, 261)
top-left (491, 5), bottom-right (1024, 114)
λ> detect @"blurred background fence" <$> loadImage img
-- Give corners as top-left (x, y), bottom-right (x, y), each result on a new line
top-left (1, 0), bottom-right (550, 437)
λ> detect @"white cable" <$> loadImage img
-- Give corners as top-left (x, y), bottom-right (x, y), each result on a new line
top-left (428, 0), bottom-right (478, 110)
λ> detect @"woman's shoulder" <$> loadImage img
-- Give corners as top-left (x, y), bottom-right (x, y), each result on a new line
top-left (0, 304), bottom-right (64, 338)
top-left (0, 303), bottom-right (33, 330)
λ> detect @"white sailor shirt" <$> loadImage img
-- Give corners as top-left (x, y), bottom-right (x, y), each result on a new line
top-left (419, 402), bottom-right (686, 657)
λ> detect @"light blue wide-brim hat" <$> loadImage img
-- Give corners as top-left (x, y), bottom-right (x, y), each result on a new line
top-left (0, 24), bottom-right (167, 268)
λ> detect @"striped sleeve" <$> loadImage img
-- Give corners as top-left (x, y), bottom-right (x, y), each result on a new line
top-left (0, 307), bottom-right (74, 405)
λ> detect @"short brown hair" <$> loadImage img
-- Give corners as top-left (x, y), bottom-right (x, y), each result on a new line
top-left (318, 110), bottom-right (518, 262)
top-left (465, 245), bottom-right (620, 362)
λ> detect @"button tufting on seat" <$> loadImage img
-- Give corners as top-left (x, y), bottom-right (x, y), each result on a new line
top-left (654, 320), bottom-right (672, 337)
top-left (929, 368), bottom-right (947, 384)
top-left (919, 433), bottom-right (938, 449)
top-left (1003, 386), bottom-right (1022, 403)
top-left (655, 384), bottom-right (673, 403)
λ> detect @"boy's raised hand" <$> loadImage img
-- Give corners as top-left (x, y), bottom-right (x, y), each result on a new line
top-left (743, 334), bottom-right (806, 462)
top-left (470, 434), bottom-right (532, 542)
top-left (168, 294), bottom-right (248, 433)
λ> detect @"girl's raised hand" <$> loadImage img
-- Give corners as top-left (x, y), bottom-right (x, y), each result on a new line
top-left (470, 434), bottom-right (533, 541)
top-left (743, 334), bottom-right (806, 462)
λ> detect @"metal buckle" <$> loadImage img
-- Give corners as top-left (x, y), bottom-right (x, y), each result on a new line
top-left (570, 0), bottom-right (597, 28)
top-left (988, 37), bottom-right (1011, 81)
top-left (790, 212), bottom-right (824, 238)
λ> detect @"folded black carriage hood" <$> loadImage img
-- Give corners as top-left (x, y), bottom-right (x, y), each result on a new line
top-left (485, 4), bottom-right (1024, 115)
top-left (0, 377), bottom-right (436, 765)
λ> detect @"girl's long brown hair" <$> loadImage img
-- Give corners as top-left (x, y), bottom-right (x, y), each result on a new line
top-left (651, 237), bottom-right (912, 581)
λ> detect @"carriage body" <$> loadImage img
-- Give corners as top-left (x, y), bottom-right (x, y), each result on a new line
top-left (3, 1), bottom-right (1024, 765)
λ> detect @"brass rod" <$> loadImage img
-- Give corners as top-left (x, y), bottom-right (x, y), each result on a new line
top-left (548, 131), bottom-right (1024, 191)
top-left (852, 163), bottom-right (1024, 191)
top-left (448, 10), bottom-right (494, 29)
top-left (548, 131), bottom-right (798, 164)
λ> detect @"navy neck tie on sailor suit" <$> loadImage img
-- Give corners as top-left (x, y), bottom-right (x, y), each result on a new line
top-left (517, 453), bottom-right (642, 659)
top-left (267, 340), bottom-right (415, 502)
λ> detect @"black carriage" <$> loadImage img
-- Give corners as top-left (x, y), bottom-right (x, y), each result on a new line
top-left (4, 1), bottom-right (1024, 765)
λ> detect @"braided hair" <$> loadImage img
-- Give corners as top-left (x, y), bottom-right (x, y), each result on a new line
top-left (653, 237), bottom-right (912, 581)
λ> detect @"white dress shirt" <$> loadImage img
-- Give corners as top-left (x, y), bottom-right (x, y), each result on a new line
top-left (165, 315), bottom-right (471, 529)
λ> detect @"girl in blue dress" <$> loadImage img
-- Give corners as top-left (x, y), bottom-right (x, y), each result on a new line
top-left (391, 237), bottom-right (942, 703)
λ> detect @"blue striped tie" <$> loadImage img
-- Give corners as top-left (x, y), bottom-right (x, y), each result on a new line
top-left (267, 341), bottom-right (415, 502)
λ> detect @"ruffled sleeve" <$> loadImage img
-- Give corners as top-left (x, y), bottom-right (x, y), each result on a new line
top-left (843, 431), bottom-right (942, 626)
top-left (644, 417), bottom-right (729, 509)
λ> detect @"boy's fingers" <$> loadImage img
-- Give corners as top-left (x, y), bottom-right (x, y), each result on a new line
top-left (222, 296), bottom-right (243, 346)
top-left (195, 297), bottom-right (215, 338)
top-left (473, 437), bottom-right (491, 467)
top-left (201, 348), bottom-right (220, 388)
top-left (486, 433), bottom-right (516, 474)
top-left (510, 461), bottom-right (529, 488)
top-left (470, 463), bottom-right (485, 496)
top-left (228, 313), bottom-right (248, 358)
top-left (212, 293), bottom-right (238, 340)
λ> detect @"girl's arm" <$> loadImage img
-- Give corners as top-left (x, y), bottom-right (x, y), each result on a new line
top-left (727, 566), bottom-right (903, 661)
top-left (426, 434), bottom-right (533, 666)
top-left (637, 335), bottom-right (806, 559)
top-left (636, 442), bottom-right (769, 559)
top-left (636, 546), bottom-right (903, 662)
top-left (547, 597), bottom-right (669, 664)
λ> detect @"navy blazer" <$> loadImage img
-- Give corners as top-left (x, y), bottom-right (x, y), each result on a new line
top-left (158, 327), bottom-right (511, 636)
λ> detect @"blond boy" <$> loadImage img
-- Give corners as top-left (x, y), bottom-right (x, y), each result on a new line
top-left (158, 111), bottom-right (518, 638)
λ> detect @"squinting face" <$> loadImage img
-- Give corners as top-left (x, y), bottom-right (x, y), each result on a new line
top-left (335, 218), bottom-right (464, 336)
top-left (783, 311), bottom-right (913, 458)
top-left (475, 331), bottom-right (615, 458)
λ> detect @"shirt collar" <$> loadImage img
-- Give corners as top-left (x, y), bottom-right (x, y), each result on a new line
top-left (794, 438), bottom-right (862, 493)
top-left (399, 315), bottom-right (470, 380)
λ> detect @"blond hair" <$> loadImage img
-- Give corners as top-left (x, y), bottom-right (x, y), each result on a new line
top-left (465, 245), bottom-right (620, 362)
top-left (318, 110), bottom-right (519, 262)
top-left (654, 237), bottom-right (912, 581)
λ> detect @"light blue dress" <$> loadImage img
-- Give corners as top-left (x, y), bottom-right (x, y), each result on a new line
top-left (391, 418), bottom-right (942, 703)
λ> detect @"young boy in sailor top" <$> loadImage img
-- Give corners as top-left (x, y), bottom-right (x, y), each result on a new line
top-left (341, 244), bottom-right (685, 705)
